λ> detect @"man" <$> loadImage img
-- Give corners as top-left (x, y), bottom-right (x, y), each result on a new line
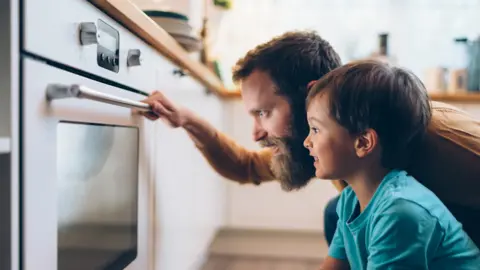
top-left (140, 31), bottom-right (480, 247)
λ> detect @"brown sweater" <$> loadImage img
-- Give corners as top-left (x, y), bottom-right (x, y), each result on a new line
top-left (192, 101), bottom-right (480, 210)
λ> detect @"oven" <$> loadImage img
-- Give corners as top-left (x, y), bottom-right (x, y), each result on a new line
top-left (21, 1), bottom-right (159, 269)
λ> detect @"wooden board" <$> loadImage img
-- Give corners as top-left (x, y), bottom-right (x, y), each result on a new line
top-left (429, 92), bottom-right (480, 103)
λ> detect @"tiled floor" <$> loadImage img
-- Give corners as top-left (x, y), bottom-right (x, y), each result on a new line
top-left (201, 228), bottom-right (327, 270)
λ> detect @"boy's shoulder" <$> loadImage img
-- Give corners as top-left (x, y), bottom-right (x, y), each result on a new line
top-left (377, 170), bottom-right (440, 206)
top-left (337, 170), bottom-right (445, 221)
top-left (372, 170), bottom-right (451, 224)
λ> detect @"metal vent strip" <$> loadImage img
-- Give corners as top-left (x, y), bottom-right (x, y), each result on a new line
top-left (21, 50), bottom-right (150, 97)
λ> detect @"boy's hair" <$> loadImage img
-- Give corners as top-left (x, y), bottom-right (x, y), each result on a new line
top-left (306, 60), bottom-right (432, 169)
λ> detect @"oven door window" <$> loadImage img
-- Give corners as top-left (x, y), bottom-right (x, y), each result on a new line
top-left (56, 121), bottom-right (139, 270)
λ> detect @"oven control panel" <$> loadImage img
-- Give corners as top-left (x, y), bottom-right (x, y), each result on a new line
top-left (79, 19), bottom-right (120, 73)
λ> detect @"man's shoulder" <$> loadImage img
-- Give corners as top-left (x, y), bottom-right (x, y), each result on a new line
top-left (428, 101), bottom-right (480, 154)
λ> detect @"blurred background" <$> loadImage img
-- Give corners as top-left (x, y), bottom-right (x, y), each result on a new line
top-left (131, 0), bottom-right (480, 269)
top-left (2, 1), bottom-right (479, 270)
top-left (136, 0), bottom-right (480, 92)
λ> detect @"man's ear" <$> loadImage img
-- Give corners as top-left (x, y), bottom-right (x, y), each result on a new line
top-left (354, 129), bottom-right (378, 158)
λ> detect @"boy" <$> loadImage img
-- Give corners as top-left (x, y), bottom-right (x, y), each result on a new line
top-left (303, 60), bottom-right (480, 269)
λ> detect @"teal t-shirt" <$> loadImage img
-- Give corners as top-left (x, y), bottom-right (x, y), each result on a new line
top-left (329, 169), bottom-right (480, 269)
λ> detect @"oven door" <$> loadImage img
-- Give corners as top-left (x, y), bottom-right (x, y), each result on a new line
top-left (22, 58), bottom-right (154, 270)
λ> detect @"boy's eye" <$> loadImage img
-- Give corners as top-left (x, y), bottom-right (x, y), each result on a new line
top-left (258, 110), bottom-right (268, 118)
top-left (311, 127), bottom-right (319, 134)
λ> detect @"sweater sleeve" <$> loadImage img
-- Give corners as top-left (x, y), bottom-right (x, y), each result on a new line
top-left (194, 129), bottom-right (276, 185)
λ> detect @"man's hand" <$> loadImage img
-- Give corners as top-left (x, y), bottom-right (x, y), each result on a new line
top-left (137, 90), bottom-right (191, 128)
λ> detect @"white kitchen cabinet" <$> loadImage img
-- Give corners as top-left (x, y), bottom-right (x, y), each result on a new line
top-left (152, 87), bottom-right (227, 270)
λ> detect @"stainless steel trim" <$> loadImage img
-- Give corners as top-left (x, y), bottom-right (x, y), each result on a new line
top-left (46, 84), bottom-right (151, 112)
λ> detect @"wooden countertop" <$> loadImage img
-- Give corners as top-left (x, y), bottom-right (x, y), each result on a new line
top-left (89, 0), bottom-right (241, 99)
top-left (428, 92), bottom-right (480, 103)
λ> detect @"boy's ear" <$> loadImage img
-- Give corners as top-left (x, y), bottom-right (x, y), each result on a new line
top-left (354, 129), bottom-right (378, 158)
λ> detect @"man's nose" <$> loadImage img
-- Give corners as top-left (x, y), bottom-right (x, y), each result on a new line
top-left (252, 121), bottom-right (267, 142)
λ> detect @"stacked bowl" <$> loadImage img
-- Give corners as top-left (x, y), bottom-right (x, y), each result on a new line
top-left (144, 10), bottom-right (202, 53)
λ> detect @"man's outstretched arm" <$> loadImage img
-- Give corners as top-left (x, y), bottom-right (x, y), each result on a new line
top-left (183, 109), bottom-right (276, 184)
top-left (139, 91), bottom-right (276, 184)
top-left (139, 90), bottom-right (347, 189)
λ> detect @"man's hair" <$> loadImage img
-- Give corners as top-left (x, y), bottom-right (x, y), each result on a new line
top-left (307, 60), bottom-right (432, 169)
top-left (232, 31), bottom-right (342, 105)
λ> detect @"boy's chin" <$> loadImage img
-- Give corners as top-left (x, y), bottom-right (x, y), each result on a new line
top-left (315, 170), bottom-right (335, 180)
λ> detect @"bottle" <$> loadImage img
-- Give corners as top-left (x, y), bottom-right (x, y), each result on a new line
top-left (369, 33), bottom-right (397, 65)
top-left (447, 37), bottom-right (469, 93)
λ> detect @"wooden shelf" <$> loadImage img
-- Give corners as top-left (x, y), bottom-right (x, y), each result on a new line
top-left (90, 0), bottom-right (241, 99)
top-left (429, 92), bottom-right (480, 103)
top-left (0, 137), bottom-right (10, 154)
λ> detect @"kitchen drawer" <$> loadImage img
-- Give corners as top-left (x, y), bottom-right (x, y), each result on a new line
top-left (24, 0), bottom-right (173, 92)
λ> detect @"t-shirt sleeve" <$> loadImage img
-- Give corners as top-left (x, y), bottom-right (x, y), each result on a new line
top-left (367, 198), bottom-right (443, 270)
top-left (328, 219), bottom-right (348, 260)
top-left (327, 192), bottom-right (348, 261)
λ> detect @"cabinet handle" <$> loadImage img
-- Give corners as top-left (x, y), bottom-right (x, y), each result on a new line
top-left (46, 84), bottom-right (151, 112)
top-left (127, 49), bottom-right (142, 67)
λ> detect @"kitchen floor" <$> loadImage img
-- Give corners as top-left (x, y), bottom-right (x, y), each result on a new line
top-left (201, 229), bottom-right (327, 270)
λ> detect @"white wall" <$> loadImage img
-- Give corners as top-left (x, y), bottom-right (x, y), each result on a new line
top-left (211, 0), bottom-right (480, 90)
top-left (152, 80), bottom-right (228, 270)
top-left (222, 100), bottom-right (339, 232)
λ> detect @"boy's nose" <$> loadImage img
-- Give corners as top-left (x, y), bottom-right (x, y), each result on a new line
top-left (303, 135), bottom-right (312, 149)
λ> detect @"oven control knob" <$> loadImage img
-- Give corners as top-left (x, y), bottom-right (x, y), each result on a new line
top-left (79, 22), bottom-right (99, 46)
top-left (127, 49), bottom-right (142, 67)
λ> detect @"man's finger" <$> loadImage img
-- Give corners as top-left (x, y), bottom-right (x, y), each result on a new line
top-left (142, 111), bottom-right (159, 121)
top-left (152, 101), bottom-right (172, 116)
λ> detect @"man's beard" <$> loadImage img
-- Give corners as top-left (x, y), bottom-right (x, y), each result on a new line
top-left (258, 124), bottom-right (315, 191)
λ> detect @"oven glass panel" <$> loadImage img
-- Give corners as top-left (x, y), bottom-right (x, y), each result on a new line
top-left (56, 121), bottom-right (138, 270)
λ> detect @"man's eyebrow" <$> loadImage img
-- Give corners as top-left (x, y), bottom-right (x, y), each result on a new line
top-left (249, 109), bottom-right (261, 115)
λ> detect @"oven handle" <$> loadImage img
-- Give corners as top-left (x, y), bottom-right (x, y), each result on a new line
top-left (46, 84), bottom-right (152, 112)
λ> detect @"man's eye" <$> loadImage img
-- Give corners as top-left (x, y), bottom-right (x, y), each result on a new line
top-left (258, 111), bottom-right (268, 117)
